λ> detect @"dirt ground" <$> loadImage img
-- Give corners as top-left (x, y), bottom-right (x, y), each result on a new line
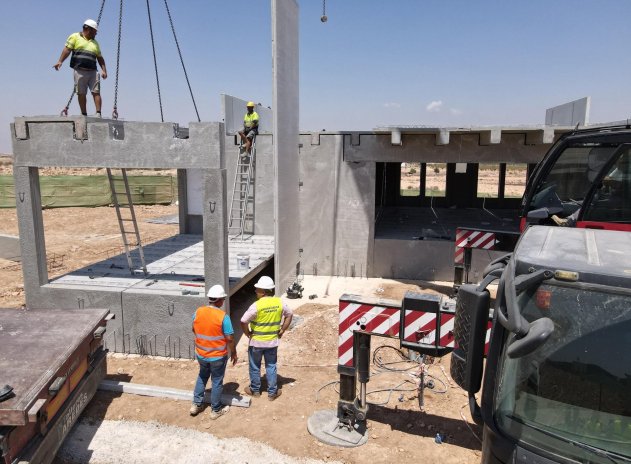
top-left (0, 164), bottom-right (483, 463)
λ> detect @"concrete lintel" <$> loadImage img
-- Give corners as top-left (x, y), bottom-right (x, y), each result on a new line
top-left (99, 380), bottom-right (251, 407)
top-left (11, 118), bottom-right (224, 169)
top-left (479, 129), bottom-right (502, 145)
top-left (525, 128), bottom-right (555, 145)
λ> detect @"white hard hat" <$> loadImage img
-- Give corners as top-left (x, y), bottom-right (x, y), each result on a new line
top-left (207, 284), bottom-right (227, 299)
top-left (254, 276), bottom-right (275, 290)
top-left (83, 19), bottom-right (98, 31)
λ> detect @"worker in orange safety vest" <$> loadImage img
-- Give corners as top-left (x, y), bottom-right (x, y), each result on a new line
top-left (190, 284), bottom-right (237, 420)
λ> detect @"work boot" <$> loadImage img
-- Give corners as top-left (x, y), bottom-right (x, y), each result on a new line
top-left (189, 403), bottom-right (203, 416)
top-left (244, 386), bottom-right (260, 398)
top-left (268, 390), bottom-right (282, 401)
top-left (551, 215), bottom-right (569, 227)
top-left (209, 405), bottom-right (230, 420)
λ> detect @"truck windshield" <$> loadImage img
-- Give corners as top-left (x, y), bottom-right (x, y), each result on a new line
top-left (528, 144), bottom-right (619, 218)
top-left (494, 283), bottom-right (631, 463)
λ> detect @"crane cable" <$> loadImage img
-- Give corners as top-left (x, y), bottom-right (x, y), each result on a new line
top-left (163, 0), bottom-right (200, 122)
top-left (111, 0), bottom-right (123, 119)
top-left (145, 0), bottom-right (164, 122)
top-left (60, 0), bottom-right (107, 116)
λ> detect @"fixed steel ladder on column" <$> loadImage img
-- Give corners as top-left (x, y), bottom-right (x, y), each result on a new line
top-left (228, 138), bottom-right (256, 240)
top-left (106, 168), bottom-right (148, 275)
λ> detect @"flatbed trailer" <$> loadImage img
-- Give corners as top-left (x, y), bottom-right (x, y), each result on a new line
top-left (0, 308), bottom-right (110, 464)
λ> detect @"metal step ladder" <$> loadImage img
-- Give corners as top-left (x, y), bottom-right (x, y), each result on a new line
top-left (228, 138), bottom-right (256, 240)
top-left (106, 168), bottom-right (148, 275)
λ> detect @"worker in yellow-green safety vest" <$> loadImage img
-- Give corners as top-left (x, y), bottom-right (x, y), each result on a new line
top-left (53, 19), bottom-right (108, 117)
top-left (240, 276), bottom-right (293, 401)
top-left (238, 101), bottom-right (259, 155)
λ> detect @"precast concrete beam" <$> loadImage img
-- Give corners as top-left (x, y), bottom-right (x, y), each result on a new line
top-left (11, 118), bottom-right (224, 169)
top-left (99, 380), bottom-right (251, 408)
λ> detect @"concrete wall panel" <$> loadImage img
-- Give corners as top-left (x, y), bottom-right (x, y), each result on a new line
top-left (299, 134), bottom-right (338, 275)
top-left (272, 0), bottom-right (300, 292)
top-left (121, 292), bottom-right (205, 357)
top-left (299, 134), bottom-right (375, 278)
top-left (221, 94), bottom-right (273, 135)
top-left (546, 97), bottom-right (590, 126)
top-left (334, 158), bottom-right (375, 277)
top-left (12, 119), bottom-right (223, 169)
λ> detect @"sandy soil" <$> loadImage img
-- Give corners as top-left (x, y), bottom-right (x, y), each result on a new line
top-left (0, 165), bottom-right (483, 463)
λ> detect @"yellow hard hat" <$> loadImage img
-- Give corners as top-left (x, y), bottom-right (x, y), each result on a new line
top-left (246, 101), bottom-right (255, 107)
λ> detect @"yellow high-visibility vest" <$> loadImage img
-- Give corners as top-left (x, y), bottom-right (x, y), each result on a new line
top-left (244, 112), bottom-right (259, 129)
top-left (250, 296), bottom-right (282, 342)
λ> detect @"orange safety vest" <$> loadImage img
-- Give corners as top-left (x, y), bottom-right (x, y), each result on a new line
top-left (193, 306), bottom-right (228, 358)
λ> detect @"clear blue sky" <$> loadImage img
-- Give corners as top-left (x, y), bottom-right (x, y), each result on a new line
top-left (1, 0), bottom-right (630, 154)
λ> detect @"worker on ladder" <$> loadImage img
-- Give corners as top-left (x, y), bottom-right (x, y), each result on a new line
top-left (238, 101), bottom-right (259, 154)
top-left (53, 19), bottom-right (108, 117)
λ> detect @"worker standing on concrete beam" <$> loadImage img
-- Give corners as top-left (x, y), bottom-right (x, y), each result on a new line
top-left (240, 276), bottom-right (293, 401)
top-left (53, 19), bottom-right (107, 117)
top-left (190, 285), bottom-right (237, 419)
top-left (238, 102), bottom-right (259, 154)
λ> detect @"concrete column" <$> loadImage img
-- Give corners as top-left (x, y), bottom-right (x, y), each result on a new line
top-left (177, 169), bottom-right (188, 234)
top-left (13, 166), bottom-right (47, 303)
top-left (203, 169), bottom-right (229, 313)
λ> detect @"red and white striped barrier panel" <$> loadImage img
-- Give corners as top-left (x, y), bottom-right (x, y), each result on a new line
top-left (338, 300), bottom-right (401, 367)
top-left (454, 228), bottom-right (497, 264)
top-left (339, 296), bottom-right (494, 367)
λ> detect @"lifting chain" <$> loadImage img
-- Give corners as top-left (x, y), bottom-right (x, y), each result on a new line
top-left (321, 0), bottom-right (328, 23)
top-left (146, 0), bottom-right (164, 122)
top-left (164, 0), bottom-right (200, 122)
top-left (112, 0), bottom-right (123, 120)
top-left (61, 0), bottom-right (107, 116)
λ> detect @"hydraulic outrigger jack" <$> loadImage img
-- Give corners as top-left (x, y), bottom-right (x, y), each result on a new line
top-left (307, 332), bottom-right (371, 447)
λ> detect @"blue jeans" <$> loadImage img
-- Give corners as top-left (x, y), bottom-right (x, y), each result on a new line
top-left (248, 346), bottom-right (278, 395)
top-left (193, 356), bottom-right (228, 412)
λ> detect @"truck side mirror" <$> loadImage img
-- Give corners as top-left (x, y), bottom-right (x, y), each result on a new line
top-left (450, 284), bottom-right (490, 394)
top-left (507, 317), bottom-right (554, 358)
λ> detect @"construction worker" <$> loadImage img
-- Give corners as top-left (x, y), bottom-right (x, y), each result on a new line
top-left (190, 284), bottom-right (237, 419)
top-left (238, 102), bottom-right (259, 154)
top-left (53, 19), bottom-right (107, 117)
top-left (240, 276), bottom-right (293, 401)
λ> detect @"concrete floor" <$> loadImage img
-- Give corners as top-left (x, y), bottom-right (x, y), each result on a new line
top-left (46, 234), bottom-right (275, 296)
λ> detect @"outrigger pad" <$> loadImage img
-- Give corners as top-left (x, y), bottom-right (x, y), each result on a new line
top-left (0, 384), bottom-right (14, 402)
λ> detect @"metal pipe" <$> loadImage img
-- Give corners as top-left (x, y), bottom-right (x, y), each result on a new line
top-left (359, 382), bottom-right (367, 409)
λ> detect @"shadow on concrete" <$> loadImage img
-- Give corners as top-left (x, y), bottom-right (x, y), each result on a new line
top-left (367, 403), bottom-right (482, 452)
